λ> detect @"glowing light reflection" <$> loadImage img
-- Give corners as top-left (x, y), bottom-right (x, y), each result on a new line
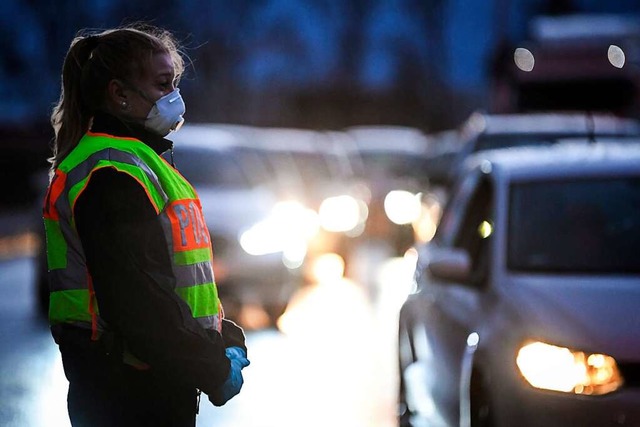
top-left (375, 249), bottom-right (419, 313)
top-left (239, 201), bottom-right (319, 256)
top-left (478, 220), bottom-right (493, 239)
top-left (413, 199), bottom-right (442, 244)
top-left (311, 253), bottom-right (345, 284)
top-left (33, 350), bottom-right (71, 426)
top-left (467, 332), bottom-right (480, 347)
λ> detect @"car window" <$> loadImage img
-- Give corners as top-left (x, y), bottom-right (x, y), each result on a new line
top-left (433, 171), bottom-right (481, 246)
top-left (453, 178), bottom-right (494, 284)
top-left (508, 177), bottom-right (640, 273)
top-left (171, 149), bottom-right (251, 188)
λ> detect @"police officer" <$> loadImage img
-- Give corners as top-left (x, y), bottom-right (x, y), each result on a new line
top-left (43, 25), bottom-right (249, 426)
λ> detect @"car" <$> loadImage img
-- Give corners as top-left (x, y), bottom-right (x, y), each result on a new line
top-left (442, 111), bottom-right (640, 186)
top-left (339, 126), bottom-right (446, 298)
top-left (397, 141), bottom-right (640, 427)
top-left (230, 126), bottom-right (366, 284)
top-left (344, 126), bottom-right (440, 250)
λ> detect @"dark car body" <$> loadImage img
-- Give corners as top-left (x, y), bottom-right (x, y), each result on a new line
top-left (398, 142), bottom-right (640, 427)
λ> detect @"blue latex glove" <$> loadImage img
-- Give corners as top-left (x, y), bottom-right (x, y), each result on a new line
top-left (209, 347), bottom-right (250, 406)
top-left (225, 346), bottom-right (247, 360)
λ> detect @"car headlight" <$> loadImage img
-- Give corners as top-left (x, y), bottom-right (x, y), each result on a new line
top-left (516, 341), bottom-right (623, 395)
top-left (384, 190), bottom-right (422, 225)
top-left (239, 201), bottom-right (319, 256)
top-left (318, 195), bottom-right (365, 232)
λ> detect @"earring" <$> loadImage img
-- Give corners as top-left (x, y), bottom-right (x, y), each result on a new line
top-left (121, 100), bottom-right (129, 110)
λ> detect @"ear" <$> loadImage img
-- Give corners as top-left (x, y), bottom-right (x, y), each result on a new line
top-left (106, 79), bottom-right (128, 108)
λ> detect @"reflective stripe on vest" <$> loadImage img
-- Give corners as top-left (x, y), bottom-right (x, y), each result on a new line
top-left (44, 132), bottom-right (222, 334)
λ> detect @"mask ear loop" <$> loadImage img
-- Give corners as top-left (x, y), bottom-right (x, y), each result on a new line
top-left (117, 79), bottom-right (156, 107)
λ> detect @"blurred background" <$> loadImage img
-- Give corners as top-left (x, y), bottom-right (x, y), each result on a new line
top-left (2, 0), bottom-right (640, 426)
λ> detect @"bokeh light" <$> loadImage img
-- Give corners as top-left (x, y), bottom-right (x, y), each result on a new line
top-left (514, 47), bottom-right (535, 72)
top-left (608, 45), bottom-right (626, 68)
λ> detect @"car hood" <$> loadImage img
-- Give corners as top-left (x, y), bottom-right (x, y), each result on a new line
top-left (496, 275), bottom-right (640, 360)
top-left (196, 186), bottom-right (276, 234)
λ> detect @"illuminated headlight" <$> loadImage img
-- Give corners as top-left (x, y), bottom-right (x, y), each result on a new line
top-left (318, 195), bottom-right (364, 232)
top-left (516, 341), bottom-right (623, 395)
top-left (384, 190), bottom-right (422, 225)
top-left (239, 201), bottom-right (320, 256)
top-left (271, 201), bottom-right (320, 240)
top-left (239, 221), bottom-right (283, 255)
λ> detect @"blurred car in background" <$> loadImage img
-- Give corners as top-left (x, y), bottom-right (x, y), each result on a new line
top-left (440, 111), bottom-right (640, 185)
top-left (344, 126), bottom-right (443, 252)
top-left (398, 142), bottom-right (640, 427)
top-left (233, 127), bottom-right (366, 284)
top-left (418, 129), bottom-right (460, 187)
top-left (337, 126), bottom-right (444, 299)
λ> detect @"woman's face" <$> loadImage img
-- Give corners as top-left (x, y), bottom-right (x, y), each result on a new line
top-left (121, 52), bottom-right (176, 122)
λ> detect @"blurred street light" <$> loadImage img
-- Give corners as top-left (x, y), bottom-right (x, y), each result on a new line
top-left (514, 47), bottom-right (535, 72)
top-left (608, 44), bottom-right (626, 68)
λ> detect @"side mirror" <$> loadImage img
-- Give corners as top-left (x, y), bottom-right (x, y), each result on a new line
top-left (427, 247), bottom-right (471, 283)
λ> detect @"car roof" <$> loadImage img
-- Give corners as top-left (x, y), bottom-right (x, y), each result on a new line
top-left (462, 111), bottom-right (640, 137)
top-left (241, 127), bottom-right (331, 153)
top-left (464, 141), bottom-right (640, 181)
top-left (170, 123), bottom-right (257, 151)
top-left (345, 125), bottom-right (431, 154)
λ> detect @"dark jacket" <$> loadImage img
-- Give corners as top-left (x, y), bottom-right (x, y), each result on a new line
top-left (54, 113), bottom-right (246, 425)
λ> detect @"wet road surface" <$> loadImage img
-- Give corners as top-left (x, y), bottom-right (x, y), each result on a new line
top-left (0, 251), bottom-right (414, 426)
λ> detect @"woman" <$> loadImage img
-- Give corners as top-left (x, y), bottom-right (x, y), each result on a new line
top-left (43, 25), bottom-right (249, 426)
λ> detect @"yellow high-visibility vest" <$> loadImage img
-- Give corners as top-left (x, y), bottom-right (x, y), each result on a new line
top-left (43, 131), bottom-right (222, 341)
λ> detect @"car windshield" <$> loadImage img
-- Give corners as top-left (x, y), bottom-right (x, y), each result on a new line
top-left (355, 151), bottom-right (427, 180)
top-left (508, 177), bottom-right (640, 273)
top-left (288, 152), bottom-right (336, 187)
top-left (171, 149), bottom-right (251, 188)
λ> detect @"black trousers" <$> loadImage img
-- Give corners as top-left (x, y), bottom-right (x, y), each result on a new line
top-left (57, 328), bottom-right (199, 427)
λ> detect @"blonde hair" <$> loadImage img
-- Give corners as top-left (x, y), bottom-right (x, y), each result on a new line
top-left (50, 24), bottom-right (185, 172)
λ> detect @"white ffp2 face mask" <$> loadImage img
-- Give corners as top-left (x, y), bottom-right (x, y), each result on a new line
top-left (144, 88), bottom-right (186, 136)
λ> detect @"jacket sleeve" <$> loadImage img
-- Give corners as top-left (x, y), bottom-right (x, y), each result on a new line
top-left (221, 318), bottom-right (247, 355)
top-left (74, 167), bottom-right (230, 395)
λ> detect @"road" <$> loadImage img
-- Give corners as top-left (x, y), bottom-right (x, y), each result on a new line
top-left (0, 244), bottom-right (416, 426)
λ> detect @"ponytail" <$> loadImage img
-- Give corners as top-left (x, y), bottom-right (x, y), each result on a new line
top-left (49, 35), bottom-right (99, 173)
